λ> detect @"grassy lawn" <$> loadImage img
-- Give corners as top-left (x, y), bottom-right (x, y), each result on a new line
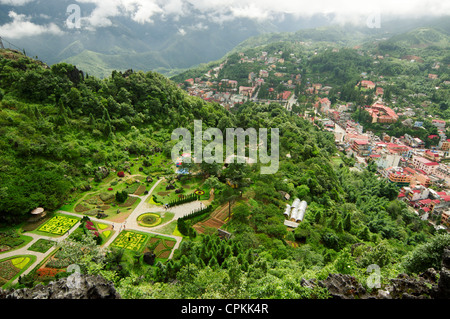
top-left (128, 153), bottom-right (174, 176)
top-left (27, 239), bottom-right (56, 253)
top-left (155, 221), bottom-right (179, 236)
top-left (148, 175), bottom-right (210, 205)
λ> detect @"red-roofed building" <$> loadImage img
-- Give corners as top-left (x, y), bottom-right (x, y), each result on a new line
top-left (366, 104), bottom-right (398, 123)
top-left (432, 119), bottom-right (445, 129)
top-left (359, 80), bottom-right (375, 89)
top-left (412, 156), bottom-right (439, 175)
top-left (423, 150), bottom-right (441, 162)
top-left (351, 140), bottom-right (370, 156)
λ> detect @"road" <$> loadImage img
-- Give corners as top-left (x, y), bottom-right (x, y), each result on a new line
top-left (1, 177), bottom-right (202, 285)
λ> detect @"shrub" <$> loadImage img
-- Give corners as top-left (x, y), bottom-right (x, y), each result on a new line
top-left (403, 233), bottom-right (450, 274)
top-left (115, 190), bottom-right (128, 203)
top-left (117, 171), bottom-right (125, 177)
top-left (100, 192), bottom-right (115, 202)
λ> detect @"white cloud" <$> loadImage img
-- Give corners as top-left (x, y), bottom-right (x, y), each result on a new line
top-left (178, 28), bottom-right (186, 36)
top-left (0, 11), bottom-right (64, 38)
top-left (0, 0), bottom-right (34, 5)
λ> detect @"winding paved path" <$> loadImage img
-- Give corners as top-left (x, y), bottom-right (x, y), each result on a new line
top-left (1, 177), bottom-right (203, 285)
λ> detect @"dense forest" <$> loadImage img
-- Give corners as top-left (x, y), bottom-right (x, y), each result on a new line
top-left (0, 49), bottom-right (448, 298)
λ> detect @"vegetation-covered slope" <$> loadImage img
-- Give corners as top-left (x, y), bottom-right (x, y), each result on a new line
top-left (0, 49), bottom-right (446, 299)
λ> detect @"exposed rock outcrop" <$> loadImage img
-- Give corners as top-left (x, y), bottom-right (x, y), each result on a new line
top-left (301, 246), bottom-right (450, 299)
top-left (0, 275), bottom-right (120, 299)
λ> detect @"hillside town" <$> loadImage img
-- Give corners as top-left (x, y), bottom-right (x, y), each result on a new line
top-left (180, 49), bottom-right (299, 109)
top-left (178, 46), bottom-right (450, 234)
top-left (317, 97), bottom-right (450, 232)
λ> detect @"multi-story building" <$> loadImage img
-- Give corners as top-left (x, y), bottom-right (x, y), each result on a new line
top-left (412, 156), bottom-right (439, 175)
top-left (351, 140), bottom-right (370, 157)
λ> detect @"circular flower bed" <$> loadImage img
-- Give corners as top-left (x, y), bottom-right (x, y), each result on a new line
top-left (137, 213), bottom-right (162, 227)
top-left (194, 190), bottom-right (205, 196)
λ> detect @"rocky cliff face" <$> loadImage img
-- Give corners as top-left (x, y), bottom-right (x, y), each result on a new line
top-left (1, 248), bottom-right (449, 299)
top-left (310, 246), bottom-right (450, 299)
top-left (0, 275), bottom-right (120, 299)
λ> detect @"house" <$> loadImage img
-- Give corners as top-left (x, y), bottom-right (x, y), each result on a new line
top-left (239, 86), bottom-right (255, 97)
top-left (406, 185), bottom-right (430, 202)
top-left (440, 139), bottom-right (450, 151)
top-left (351, 140), bottom-right (370, 157)
top-left (428, 74), bottom-right (438, 80)
top-left (375, 87), bottom-right (384, 96)
top-left (423, 150), bottom-right (441, 162)
top-left (404, 167), bottom-right (431, 187)
top-left (283, 198), bottom-right (308, 228)
top-left (432, 119), bottom-right (446, 129)
top-left (375, 154), bottom-right (401, 169)
top-left (312, 83), bottom-right (322, 94)
top-left (259, 70), bottom-right (269, 78)
top-left (412, 156), bottom-right (439, 175)
top-left (442, 211), bottom-right (450, 227)
top-left (366, 104), bottom-right (398, 123)
top-left (387, 168), bottom-right (412, 187)
top-left (228, 80), bottom-right (238, 88)
top-left (359, 80), bottom-right (375, 89)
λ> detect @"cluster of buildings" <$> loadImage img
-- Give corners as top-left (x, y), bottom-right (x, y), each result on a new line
top-left (321, 104), bottom-right (450, 229)
top-left (181, 50), bottom-right (301, 109)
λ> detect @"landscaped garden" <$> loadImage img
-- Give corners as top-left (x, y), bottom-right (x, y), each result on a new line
top-left (36, 214), bottom-right (80, 236)
top-left (0, 230), bottom-right (33, 253)
top-left (137, 212), bottom-right (175, 228)
top-left (0, 255), bottom-right (36, 288)
top-left (148, 175), bottom-right (211, 206)
top-left (27, 239), bottom-right (55, 253)
top-left (144, 235), bottom-right (177, 262)
top-left (110, 231), bottom-right (149, 252)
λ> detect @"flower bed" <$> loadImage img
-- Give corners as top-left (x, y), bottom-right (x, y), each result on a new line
top-left (137, 213), bottom-right (162, 227)
top-left (118, 197), bottom-right (138, 207)
top-left (36, 267), bottom-right (65, 279)
top-left (111, 231), bottom-right (148, 252)
top-left (0, 260), bottom-right (20, 281)
top-left (0, 255), bottom-right (35, 287)
top-left (11, 257), bottom-right (31, 269)
top-left (28, 239), bottom-right (55, 253)
top-left (38, 215), bottom-right (79, 235)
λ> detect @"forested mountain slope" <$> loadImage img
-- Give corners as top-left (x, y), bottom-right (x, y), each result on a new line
top-left (0, 50), bottom-right (447, 299)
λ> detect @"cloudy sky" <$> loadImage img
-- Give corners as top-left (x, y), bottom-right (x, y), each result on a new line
top-left (1, 0), bottom-right (449, 38)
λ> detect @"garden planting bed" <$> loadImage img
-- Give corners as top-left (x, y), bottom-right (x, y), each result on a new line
top-left (134, 185), bottom-right (146, 196)
top-left (0, 256), bottom-right (34, 288)
top-left (0, 232), bottom-right (25, 253)
top-left (28, 239), bottom-right (55, 253)
top-left (145, 236), bottom-right (176, 260)
top-left (111, 231), bottom-right (148, 252)
top-left (37, 215), bottom-right (79, 236)
top-left (137, 213), bottom-right (162, 227)
top-left (118, 197), bottom-right (138, 207)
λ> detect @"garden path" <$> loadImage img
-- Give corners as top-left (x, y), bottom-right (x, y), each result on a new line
top-left (3, 175), bottom-right (205, 285)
